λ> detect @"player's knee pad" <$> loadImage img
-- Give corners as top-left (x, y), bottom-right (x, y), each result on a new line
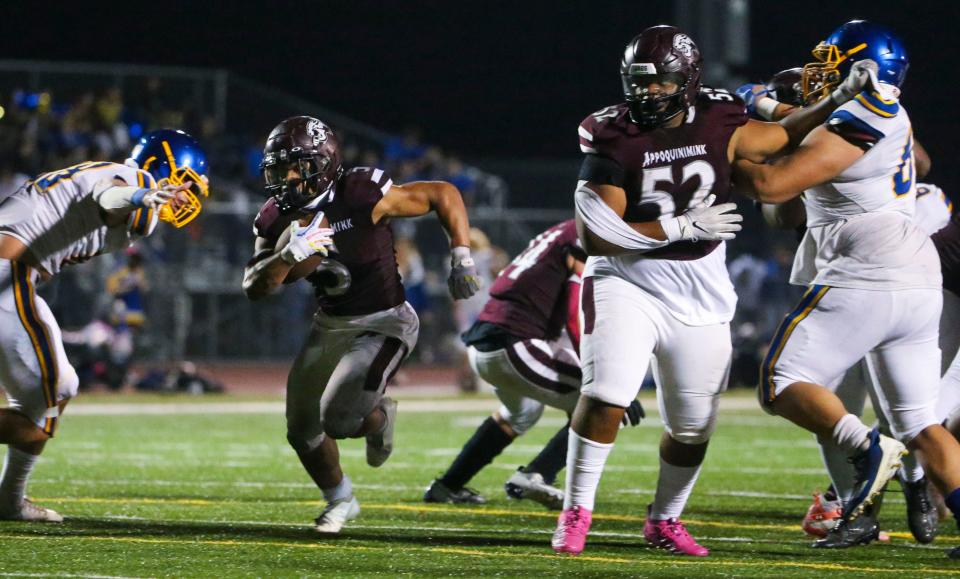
top-left (323, 411), bottom-right (364, 440)
top-left (665, 417), bottom-right (716, 446)
top-left (286, 428), bottom-right (326, 454)
top-left (497, 402), bottom-right (544, 437)
top-left (59, 364), bottom-right (80, 404)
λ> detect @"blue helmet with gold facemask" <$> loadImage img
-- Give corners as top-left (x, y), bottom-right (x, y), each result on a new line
top-left (803, 20), bottom-right (909, 104)
top-left (129, 129), bottom-right (209, 228)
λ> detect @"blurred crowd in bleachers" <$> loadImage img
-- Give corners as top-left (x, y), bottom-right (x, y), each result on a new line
top-left (0, 79), bottom-right (802, 390)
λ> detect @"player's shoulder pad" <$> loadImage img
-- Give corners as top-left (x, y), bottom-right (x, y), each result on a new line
top-left (826, 105), bottom-right (886, 151)
top-left (694, 87), bottom-right (748, 128)
top-left (851, 89), bottom-right (900, 119)
top-left (579, 103), bottom-right (630, 154)
top-left (344, 166), bottom-right (393, 195)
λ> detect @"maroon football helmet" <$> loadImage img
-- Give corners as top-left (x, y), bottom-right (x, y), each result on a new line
top-left (620, 25), bottom-right (703, 128)
top-left (260, 116), bottom-right (342, 212)
top-left (766, 67), bottom-right (805, 107)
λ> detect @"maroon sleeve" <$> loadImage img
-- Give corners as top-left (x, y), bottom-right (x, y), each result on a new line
top-left (253, 197), bottom-right (298, 241)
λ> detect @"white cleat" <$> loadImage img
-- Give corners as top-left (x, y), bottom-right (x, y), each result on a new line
top-left (366, 397), bottom-right (398, 468)
top-left (0, 499), bottom-right (64, 523)
top-left (504, 468), bottom-right (564, 511)
top-left (314, 496), bottom-right (360, 534)
top-left (847, 428), bottom-right (906, 521)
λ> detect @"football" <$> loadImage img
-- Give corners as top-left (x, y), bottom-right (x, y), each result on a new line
top-left (276, 215), bottom-right (328, 284)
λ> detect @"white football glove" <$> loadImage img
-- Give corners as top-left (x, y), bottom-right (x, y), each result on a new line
top-left (448, 246), bottom-right (482, 300)
top-left (661, 194), bottom-right (743, 243)
top-left (280, 211), bottom-right (335, 264)
top-left (140, 185), bottom-right (182, 211)
top-left (830, 59), bottom-right (880, 105)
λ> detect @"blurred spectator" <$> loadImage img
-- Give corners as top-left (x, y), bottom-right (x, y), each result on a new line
top-left (0, 156), bottom-right (29, 198)
top-left (106, 247), bottom-right (149, 328)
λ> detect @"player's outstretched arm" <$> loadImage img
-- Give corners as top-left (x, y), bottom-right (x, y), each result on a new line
top-left (372, 181), bottom-right (480, 299)
top-left (730, 60), bottom-right (880, 163)
top-left (734, 126), bottom-right (864, 204)
top-left (93, 177), bottom-right (191, 223)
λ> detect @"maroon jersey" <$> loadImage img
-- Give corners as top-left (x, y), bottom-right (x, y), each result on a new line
top-left (477, 220), bottom-right (586, 340)
top-left (578, 88), bottom-right (747, 260)
top-left (254, 167), bottom-right (405, 316)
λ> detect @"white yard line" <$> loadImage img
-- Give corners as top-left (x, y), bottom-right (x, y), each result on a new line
top-left (34, 477), bottom-right (904, 503)
top-left (64, 395), bottom-right (779, 416)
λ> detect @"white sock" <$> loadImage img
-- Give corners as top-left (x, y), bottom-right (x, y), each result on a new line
top-left (899, 452), bottom-right (925, 483)
top-left (818, 438), bottom-right (857, 505)
top-left (322, 474), bottom-right (353, 504)
top-left (563, 430), bottom-right (613, 511)
top-left (650, 458), bottom-right (702, 520)
top-left (831, 414), bottom-right (871, 454)
top-left (0, 447), bottom-right (39, 508)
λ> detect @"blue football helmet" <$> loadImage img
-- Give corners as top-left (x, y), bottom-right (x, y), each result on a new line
top-left (129, 129), bottom-right (209, 228)
top-left (802, 20), bottom-right (909, 104)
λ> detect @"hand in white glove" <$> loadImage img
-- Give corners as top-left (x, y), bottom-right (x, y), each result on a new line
top-left (448, 246), bottom-right (482, 300)
top-left (662, 194), bottom-right (743, 243)
top-left (280, 211), bottom-right (335, 264)
top-left (831, 59), bottom-right (880, 104)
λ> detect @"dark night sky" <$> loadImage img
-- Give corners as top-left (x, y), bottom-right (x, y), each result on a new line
top-left (2, 1), bottom-right (959, 187)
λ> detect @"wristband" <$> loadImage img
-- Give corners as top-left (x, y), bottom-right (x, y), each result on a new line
top-left (131, 188), bottom-right (150, 208)
top-left (451, 245), bottom-right (471, 265)
top-left (756, 97), bottom-right (780, 121)
top-left (661, 217), bottom-right (684, 243)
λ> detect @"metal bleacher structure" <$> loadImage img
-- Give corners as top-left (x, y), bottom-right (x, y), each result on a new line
top-left (0, 59), bottom-right (565, 363)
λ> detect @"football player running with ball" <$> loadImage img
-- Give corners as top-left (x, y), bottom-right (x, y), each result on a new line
top-left (0, 130), bottom-right (208, 522)
top-left (736, 21), bottom-right (960, 559)
top-left (243, 116), bottom-right (480, 534)
top-left (552, 25), bottom-right (874, 556)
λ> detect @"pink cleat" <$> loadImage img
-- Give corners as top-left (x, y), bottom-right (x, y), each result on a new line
top-left (551, 506), bottom-right (593, 555)
top-left (643, 505), bottom-right (709, 557)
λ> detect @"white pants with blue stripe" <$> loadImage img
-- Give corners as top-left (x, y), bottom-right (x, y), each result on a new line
top-left (0, 260), bottom-right (79, 435)
top-left (762, 285), bottom-right (942, 443)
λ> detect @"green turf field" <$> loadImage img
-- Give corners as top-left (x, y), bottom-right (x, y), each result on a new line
top-left (1, 390), bottom-right (958, 578)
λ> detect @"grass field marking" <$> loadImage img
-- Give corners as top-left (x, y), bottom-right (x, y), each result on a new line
top-left (31, 477), bottom-right (842, 501)
top-left (0, 532), bottom-right (954, 576)
top-left (31, 497), bottom-right (960, 542)
top-left (0, 573), bottom-right (147, 579)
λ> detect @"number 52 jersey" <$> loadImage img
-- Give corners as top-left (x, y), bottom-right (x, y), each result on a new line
top-left (577, 88), bottom-right (748, 325)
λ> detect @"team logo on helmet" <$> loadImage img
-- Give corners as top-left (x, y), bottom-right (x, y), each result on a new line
top-left (307, 119), bottom-right (328, 147)
top-left (673, 34), bottom-right (694, 59)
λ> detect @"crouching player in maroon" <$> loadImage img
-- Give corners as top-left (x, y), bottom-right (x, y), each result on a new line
top-left (243, 116), bottom-right (480, 534)
top-left (424, 220), bottom-right (646, 509)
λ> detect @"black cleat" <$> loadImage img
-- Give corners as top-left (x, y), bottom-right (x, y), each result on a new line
top-left (948, 545), bottom-right (960, 559)
top-left (812, 490), bottom-right (883, 549)
top-left (423, 479), bottom-right (487, 504)
top-left (901, 475), bottom-right (938, 544)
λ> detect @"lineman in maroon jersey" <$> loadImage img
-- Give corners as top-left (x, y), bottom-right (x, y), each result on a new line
top-left (242, 116), bottom-right (480, 534)
top-left (424, 220), bottom-right (645, 509)
top-left (552, 25), bottom-right (873, 556)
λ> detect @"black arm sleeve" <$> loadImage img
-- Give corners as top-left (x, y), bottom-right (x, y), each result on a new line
top-left (578, 154), bottom-right (625, 187)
